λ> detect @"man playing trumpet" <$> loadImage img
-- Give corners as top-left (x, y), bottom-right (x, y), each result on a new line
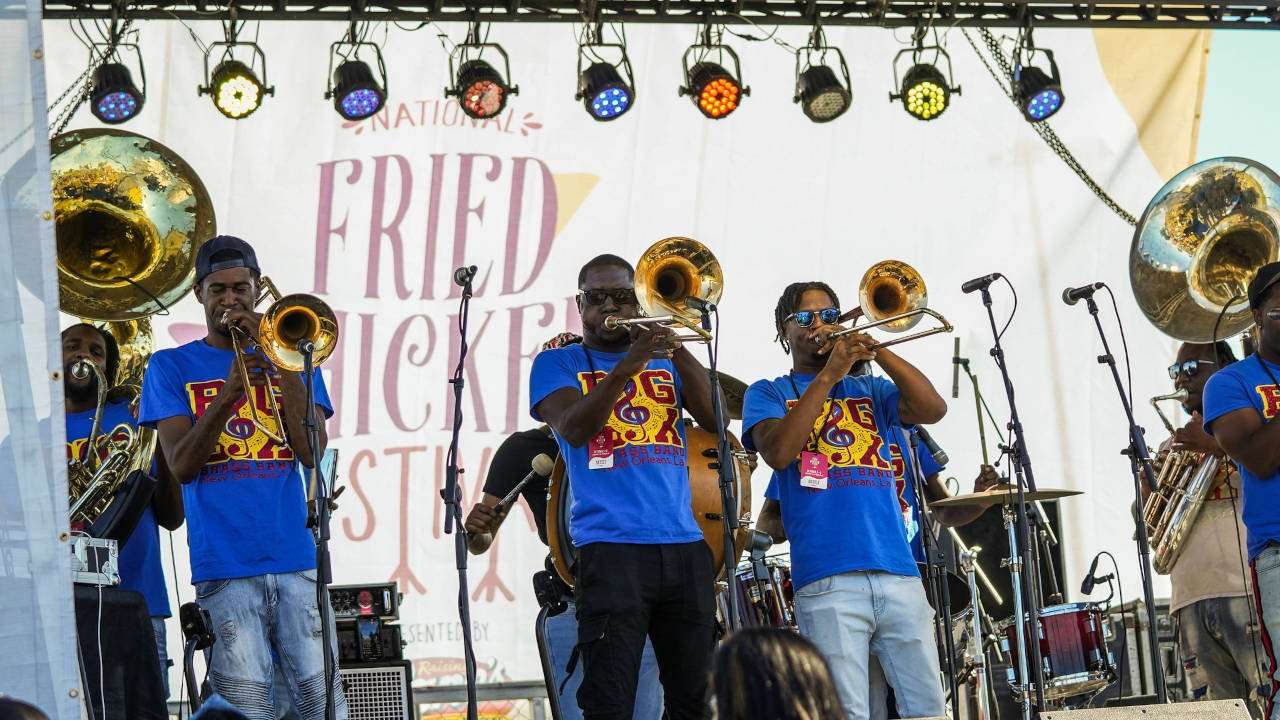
top-left (139, 236), bottom-right (347, 719)
top-left (745, 281), bottom-right (948, 720)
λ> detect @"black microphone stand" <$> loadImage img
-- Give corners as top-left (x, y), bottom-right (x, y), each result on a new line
top-left (1077, 293), bottom-right (1167, 703)
top-left (300, 340), bottom-right (338, 720)
top-left (696, 304), bottom-right (742, 631)
top-left (442, 266), bottom-right (480, 720)
top-left (975, 282), bottom-right (1047, 715)
top-left (907, 432), bottom-right (958, 705)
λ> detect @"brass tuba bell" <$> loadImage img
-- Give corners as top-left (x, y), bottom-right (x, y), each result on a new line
top-left (1129, 157), bottom-right (1280, 342)
top-left (52, 128), bottom-right (215, 528)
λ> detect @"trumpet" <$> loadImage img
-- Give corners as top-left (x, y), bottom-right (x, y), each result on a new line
top-left (1150, 389), bottom-right (1189, 435)
top-left (602, 237), bottom-right (723, 344)
top-left (827, 260), bottom-right (953, 350)
top-left (224, 276), bottom-right (339, 443)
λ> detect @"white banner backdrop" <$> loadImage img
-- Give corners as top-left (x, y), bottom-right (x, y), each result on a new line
top-left (41, 19), bottom-right (1208, 700)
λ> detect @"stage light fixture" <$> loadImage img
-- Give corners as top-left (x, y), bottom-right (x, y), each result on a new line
top-left (1013, 33), bottom-right (1064, 123)
top-left (90, 62), bottom-right (144, 124)
top-left (793, 28), bottom-right (852, 123)
top-left (678, 28), bottom-right (749, 120)
top-left (198, 39), bottom-right (274, 120)
top-left (889, 38), bottom-right (960, 122)
top-left (324, 27), bottom-right (388, 121)
top-left (445, 24), bottom-right (518, 121)
top-left (575, 29), bottom-right (636, 122)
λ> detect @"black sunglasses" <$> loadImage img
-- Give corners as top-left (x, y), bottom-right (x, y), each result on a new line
top-left (578, 288), bottom-right (638, 307)
top-left (785, 307), bottom-right (841, 328)
top-left (1167, 359), bottom-right (1215, 380)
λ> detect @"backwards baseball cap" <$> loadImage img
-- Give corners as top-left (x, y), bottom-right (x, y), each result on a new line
top-left (1248, 261), bottom-right (1280, 309)
top-left (195, 235), bottom-right (260, 286)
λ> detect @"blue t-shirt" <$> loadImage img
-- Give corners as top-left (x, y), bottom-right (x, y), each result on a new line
top-left (528, 344), bottom-right (702, 547)
top-left (138, 339), bottom-right (331, 583)
top-left (744, 372), bottom-right (919, 590)
top-left (66, 401), bottom-right (171, 618)
top-left (887, 425), bottom-right (945, 564)
top-left (1203, 354), bottom-right (1280, 560)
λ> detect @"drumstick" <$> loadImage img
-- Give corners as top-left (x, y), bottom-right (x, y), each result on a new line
top-left (497, 454), bottom-right (555, 512)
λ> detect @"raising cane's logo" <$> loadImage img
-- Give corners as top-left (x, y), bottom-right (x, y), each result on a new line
top-left (784, 397), bottom-right (892, 471)
top-left (580, 369), bottom-right (684, 448)
top-left (187, 380), bottom-right (295, 464)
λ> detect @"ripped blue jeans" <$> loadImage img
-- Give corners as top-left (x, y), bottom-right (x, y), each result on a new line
top-left (1176, 596), bottom-right (1268, 719)
top-left (196, 570), bottom-right (348, 720)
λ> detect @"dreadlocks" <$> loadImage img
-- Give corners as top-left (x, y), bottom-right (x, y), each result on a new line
top-left (774, 281), bottom-right (841, 354)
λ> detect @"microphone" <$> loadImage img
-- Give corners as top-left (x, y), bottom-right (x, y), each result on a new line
top-left (683, 296), bottom-right (715, 314)
top-left (951, 337), bottom-right (961, 400)
top-left (915, 426), bottom-right (949, 467)
top-left (496, 453), bottom-right (555, 510)
top-left (961, 273), bottom-right (1002, 294)
top-left (1079, 551), bottom-right (1114, 595)
top-left (1062, 282), bottom-right (1104, 306)
top-left (453, 265), bottom-right (478, 288)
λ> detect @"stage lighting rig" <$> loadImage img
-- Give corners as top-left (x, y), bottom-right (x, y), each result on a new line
top-left (678, 25), bottom-right (749, 120)
top-left (445, 22), bottom-right (518, 120)
top-left (324, 23), bottom-right (388, 121)
top-left (793, 26), bottom-right (852, 123)
top-left (197, 19), bottom-right (274, 120)
top-left (888, 29), bottom-right (960, 122)
top-left (1013, 29), bottom-right (1064, 122)
top-left (575, 24), bottom-right (636, 122)
top-left (86, 22), bottom-right (146, 124)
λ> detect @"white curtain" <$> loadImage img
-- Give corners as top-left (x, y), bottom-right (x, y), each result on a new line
top-left (0, 0), bottom-right (85, 716)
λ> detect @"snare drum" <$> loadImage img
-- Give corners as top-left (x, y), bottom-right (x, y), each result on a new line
top-left (998, 602), bottom-right (1115, 701)
top-left (717, 556), bottom-right (796, 630)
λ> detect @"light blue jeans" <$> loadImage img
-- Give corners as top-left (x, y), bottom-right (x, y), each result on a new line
top-left (793, 570), bottom-right (945, 720)
top-left (195, 570), bottom-right (348, 720)
top-left (1254, 544), bottom-right (1280, 720)
top-left (545, 600), bottom-right (664, 720)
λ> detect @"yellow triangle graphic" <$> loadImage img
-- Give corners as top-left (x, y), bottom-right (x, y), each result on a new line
top-left (552, 173), bottom-right (600, 237)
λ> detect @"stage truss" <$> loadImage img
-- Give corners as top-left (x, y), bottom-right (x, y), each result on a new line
top-left (39, 1), bottom-right (1280, 28)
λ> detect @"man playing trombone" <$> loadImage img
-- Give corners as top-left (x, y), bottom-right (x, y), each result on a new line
top-left (138, 236), bottom-right (347, 719)
top-left (745, 280), bottom-right (948, 720)
top-left (528, 254), bottom-right (721, 720)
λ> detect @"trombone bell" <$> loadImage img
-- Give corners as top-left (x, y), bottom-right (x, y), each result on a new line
top-left (603, 237), bottom-right (723, 344)
top-left (260, 294), bottom-right (340, 371)
top-left (832, 260), bottom-right (953, 350)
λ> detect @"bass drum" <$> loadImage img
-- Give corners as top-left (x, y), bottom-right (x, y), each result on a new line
top-left (547, 425), bottom-right (754, 587)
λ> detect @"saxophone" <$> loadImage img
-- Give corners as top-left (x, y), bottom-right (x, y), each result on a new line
top-left (1144, 390), bottom-right (1231, 575)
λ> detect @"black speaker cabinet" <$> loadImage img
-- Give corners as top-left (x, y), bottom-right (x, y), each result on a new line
top-left (339, 660), bottom-right (414, 720)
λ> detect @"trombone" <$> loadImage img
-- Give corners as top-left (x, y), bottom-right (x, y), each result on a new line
top-left (225, 276), bottom-right (339, 443)
top-left (1150, 389), bottom-right (1189, 435)
top-left (827, 260), bottom-right (953, 350)
top-left (603, 237), bottom-right (723, 344)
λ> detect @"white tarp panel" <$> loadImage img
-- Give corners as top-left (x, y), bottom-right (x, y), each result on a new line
top-left (1, 0), bottom-right (86, 716)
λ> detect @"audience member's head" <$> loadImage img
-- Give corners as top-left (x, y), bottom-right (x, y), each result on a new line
top-left (0, 697), bottom-right (51, 720)
top-left (712, 627), bottom-right (843, 720)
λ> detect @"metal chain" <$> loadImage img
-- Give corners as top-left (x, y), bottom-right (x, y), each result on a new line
top-left (961, 27), bottom-right (1138, 226)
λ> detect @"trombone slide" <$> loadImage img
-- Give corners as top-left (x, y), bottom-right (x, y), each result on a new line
top-left (603, 314), bottom-right (712, 342)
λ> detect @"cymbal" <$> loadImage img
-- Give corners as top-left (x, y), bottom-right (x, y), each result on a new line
top-left (717, 370), bottom-right (748, 420)
top-left (928, 484), bottom-right (1082, 509)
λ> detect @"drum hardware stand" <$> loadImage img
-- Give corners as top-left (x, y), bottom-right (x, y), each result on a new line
top-left (1072, 291), bottom-right (1167, 704)
top-left (300, 340), bottom-right (339, 720)
top-left (908, 432), bottom-right (959, 707)
top-left (961, 547), bottom-right (994, 720)
top-left (972, 278), bottom-right (1047, 715)
top-left (693, 302), bottom-right (743, 631)
top-left (442, 264), bottom-right (481, 720)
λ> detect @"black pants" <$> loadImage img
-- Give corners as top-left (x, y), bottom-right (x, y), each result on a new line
top-left (574, 541), bottom-right (716, 720)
